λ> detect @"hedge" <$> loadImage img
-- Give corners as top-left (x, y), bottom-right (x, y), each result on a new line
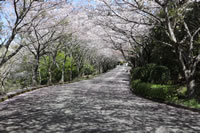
top-left (131, 80), bottom-right (176, 101)
top-left (131, 64), bottom-right (171, 84)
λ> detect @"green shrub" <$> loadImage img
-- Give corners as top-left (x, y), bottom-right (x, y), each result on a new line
top-left (84, 64), bottom-right (95, 75)
top-left (131, 79), bottom-right (141, 87)
top-left (118, 61), bottom-right (124, 65)
top-left (149, 85), bottom-right (172, 100)
top-left (131, 67), bottom-right (148, 82)
top-left (131, 64), bottom-right (171, 84)
top-left (131, 80), bottom-right (175, 101)
top-left (131, 81), bottom-right (200, 109)
top-left (149, 65), bottom-right (171, 84)
top-left (145, 63), bottom-right (156, 82)
top-left (131, 80), bottom-right (150, 96)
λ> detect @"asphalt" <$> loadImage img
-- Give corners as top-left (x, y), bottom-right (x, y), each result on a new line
top-left (0, 66), bottom-right (200, 133)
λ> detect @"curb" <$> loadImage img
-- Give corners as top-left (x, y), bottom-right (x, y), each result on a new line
top-left (0, 74), bottom-right (98, 103)
top-left (0, 85), bottom-right (48, 102)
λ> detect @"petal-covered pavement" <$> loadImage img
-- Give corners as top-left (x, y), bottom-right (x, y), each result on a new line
top-left (0, 66), bottom-right (200, 133)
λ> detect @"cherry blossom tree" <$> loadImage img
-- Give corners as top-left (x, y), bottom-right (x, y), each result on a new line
top-left (0, 0), bottom-right (65, 68)
top-left (23, 1), bottom-right (74, 85)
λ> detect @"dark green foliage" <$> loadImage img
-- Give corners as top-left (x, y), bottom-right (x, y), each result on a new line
top-left (51, 64), bottom-right (62, 83)
top-left (131, 67), bottom-right (148, 82)
top-left (84, 64), bottom-right (95, 75)
top-left (131, 64), bottom-right (171, 84)
top-left (40, 66), bottom-right (49, 85)
top-left (131, 80), bottom-right (150, 97)
top-left (150, 43), bottom-right (181, 83)
top-left (195, 66), bottom-right (200, 83)
top-left (145, 63), bottom-right (156, 82)
top-left (149, 65), bottom-right (171, 84)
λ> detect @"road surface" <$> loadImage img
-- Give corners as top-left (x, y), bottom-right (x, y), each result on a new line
top-left (0, 66), bottom-right (200, 133)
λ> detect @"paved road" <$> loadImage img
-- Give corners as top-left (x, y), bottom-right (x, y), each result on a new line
top-left (0, 66), bottom-right (200, 133)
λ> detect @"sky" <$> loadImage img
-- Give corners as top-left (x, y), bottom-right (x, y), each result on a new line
top-left (73, 0), bottom-right (88, 4)
top-left (72, 0), bottom-right (96, 6)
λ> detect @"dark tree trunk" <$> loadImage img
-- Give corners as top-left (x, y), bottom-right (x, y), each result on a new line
top-left (32, 58), bottom-right (39, 86)
top-left (60, 55), bottom-right (67, 83)
top-left (185, 73), bottom-right (196, 98)
top-left (38, 67), bottom-right (41, 85)
top-left (0, 79), bottom-right (5, 93)
top-left (32, 65), bottom-right (38, 86)
top-left (69, 65), bottom-right (72, 81)
top-left (48, 65), bottom-right (52, 85)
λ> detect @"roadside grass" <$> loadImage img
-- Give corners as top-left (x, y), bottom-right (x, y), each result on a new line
top-left (131, 80), bottom-right (200, 110)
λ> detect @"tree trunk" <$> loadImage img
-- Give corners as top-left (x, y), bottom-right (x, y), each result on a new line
top-left (38, 67), bottom-right (41, 85)
top-left (0, 79), bottom-right (5, 94)
top-left (32, 59), bottom-right (39, 86)
top-left (48, 65), bottom-right (52, 85)
top-left (69, 54), bottom-right (73, 81)
top-left (178, 48), bottom-right (197, 98)
top-left (69, 66), bottom-right (72, 81)
top-left (48, 54), bottom-right (58, 85)
top-left (98, 63), bottom-right (102, 74)
top-left (60, 68), bottom-right (65, 83)
top-left (77, 62), bottom-right (81, 77)
top-left (185, 73), bottom-right (196, 98)
top-left (60, 56), bottom-right (67, 83)
top-left (32, 66), bottom-right (38, 86)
